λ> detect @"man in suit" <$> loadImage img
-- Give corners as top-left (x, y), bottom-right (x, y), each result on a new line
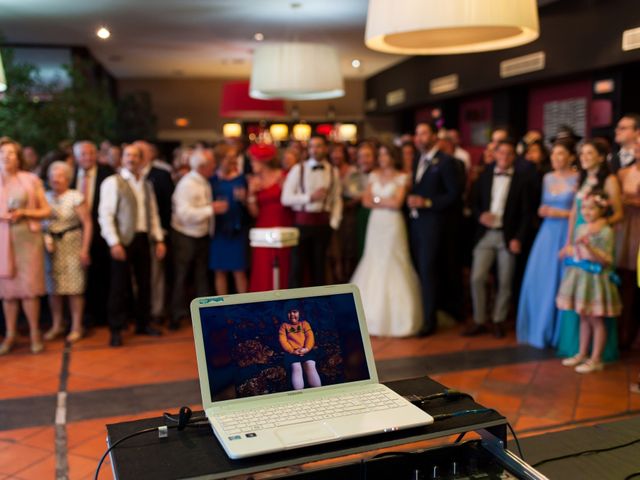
top-left (73, 141), bottom-right (114, 328)
top-left (135, 140), bottom-right (174, 322)
top-left (465, 140), bottom-right (534, 338)
top-left (611, 113), bottom-right (640, 173)
top-left (407, 122), bottom-right (462, 336)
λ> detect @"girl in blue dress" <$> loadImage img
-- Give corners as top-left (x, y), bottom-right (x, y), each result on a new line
top-left (517, 141), bottom-right (578, 348)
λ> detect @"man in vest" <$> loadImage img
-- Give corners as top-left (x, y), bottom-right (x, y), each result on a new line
top-left (98, 144), bottom-right (166, 347)
top-left (281, 134), bottom-right (342, 287)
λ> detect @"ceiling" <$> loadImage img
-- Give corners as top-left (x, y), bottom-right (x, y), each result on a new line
top-left (0, 0), bottom-right (408, 79)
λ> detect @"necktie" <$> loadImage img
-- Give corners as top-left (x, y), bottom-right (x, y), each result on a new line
top-left (80, 170), bottom-right (89, 196)
top-left (312, 164), bottom-right (325, 171)
top-left (415, 154), bottom-right (430, 182)
top-left (494, 170), bottom-right (512, 177)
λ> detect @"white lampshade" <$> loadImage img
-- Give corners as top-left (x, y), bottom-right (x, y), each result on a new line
top-left (250, 42), bottom-right (345, 100)
top-left (222, 123), bottom-right (242, 138)
top-left (0, 53), bottom-right (7, 92)
top-left (337, 124), bottom-right (358, 143)
top-left (269, 124), bottom-right (289, 141)
top-left (365, 0), bottom-right (539, 55)
top-left (292, 124), bottom-right (312, 141)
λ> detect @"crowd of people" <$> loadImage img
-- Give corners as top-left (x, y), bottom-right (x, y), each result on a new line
top-left (0, 116), bottom-right (639, 381)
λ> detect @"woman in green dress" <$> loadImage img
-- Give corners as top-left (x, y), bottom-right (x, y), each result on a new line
top-left (556, 139), bottom-right (624, 362)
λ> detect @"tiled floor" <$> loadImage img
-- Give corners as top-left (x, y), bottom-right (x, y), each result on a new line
top-left (0, 322), bottom-right (639, 479)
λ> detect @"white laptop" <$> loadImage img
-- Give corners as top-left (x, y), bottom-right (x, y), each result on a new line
top-left (190, 284), bottom-right (433, 459)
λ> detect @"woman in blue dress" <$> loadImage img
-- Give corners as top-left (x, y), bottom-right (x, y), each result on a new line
top-left (517, 141), bottom-right (578, 348)
top-left (556, 139), bottom-right (624, 361)
top-left (209, 144), bottom-right (248, 295)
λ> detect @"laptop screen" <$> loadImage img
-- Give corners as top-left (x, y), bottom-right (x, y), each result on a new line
top-left (198, 292), bottom-right (370, 401)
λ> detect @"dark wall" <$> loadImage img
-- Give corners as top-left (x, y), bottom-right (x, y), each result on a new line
top-left (365, 0), bottom-right (640, 115)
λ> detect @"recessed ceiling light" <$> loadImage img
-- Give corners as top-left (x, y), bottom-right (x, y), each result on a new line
top-left (254, 32), bottom-right (264, 41)
top-left (351, 59), bottom-right (361, 68)
top-left (96, 27), bottom-right (111, 40)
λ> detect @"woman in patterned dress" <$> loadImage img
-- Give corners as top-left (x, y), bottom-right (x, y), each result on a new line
top-left (0, 137), bottom-right (51, 355)
top-left (42, 161), bottom-right (92, 343)
top-left (557, 190), bottom-right (622, 373)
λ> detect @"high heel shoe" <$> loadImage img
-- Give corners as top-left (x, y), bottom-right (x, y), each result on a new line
top-left (30, 341), bottom-right (44, 354)
top-left (66, 330), bottom-right (83, 343)
top-left (0, 336), bottom-right (16, 355)
top-left (44, 327), bottom-right (64, 341)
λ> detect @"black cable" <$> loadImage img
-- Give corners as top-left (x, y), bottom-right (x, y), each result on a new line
top-left (532, 437), bottom-right (640, 468)
top-left (624, 473), bottom-right (640, 480)
top-left (94, 426), bottom-right (168, 480)
top-left (96, 409), bottom-right (211, 480)
top-left (505, 421), bottom-right (524, 460)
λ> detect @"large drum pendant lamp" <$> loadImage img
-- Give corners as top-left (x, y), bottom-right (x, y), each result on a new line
top-left (365, 0), bottom-right (539, 55)
top-left (250, 42), bottom-right (345, 100)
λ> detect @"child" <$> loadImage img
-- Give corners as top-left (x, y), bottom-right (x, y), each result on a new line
top-left (278, 306), bottom-right (322, 390)
top-left (556, 190), bottom-right (622, 373)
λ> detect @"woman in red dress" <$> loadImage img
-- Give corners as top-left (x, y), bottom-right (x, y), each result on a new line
top-left (247, 144), bottom-right (293, 292)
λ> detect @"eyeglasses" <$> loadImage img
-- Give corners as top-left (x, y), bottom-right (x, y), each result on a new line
top-left (615, 125), bottom-right (634, 131)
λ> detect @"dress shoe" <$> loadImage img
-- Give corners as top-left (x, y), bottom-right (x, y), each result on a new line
top-left (561, 354), bottom-right (586, 367)
top-left (135, 326), bottom-right (162, 336)
top-left (461, 324), bottom-right (487, 337)
top-left (493, 323), bottom-right (505, 339)
top-left (110, 331), bottom-right (123, 347)
top-left (575, 359), bottom-right (604, 374)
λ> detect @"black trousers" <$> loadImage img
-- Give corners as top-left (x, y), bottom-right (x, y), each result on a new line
top-left (171, 229), bottom-right (210, 322)
top-left (289, 224), bottom-right (332, 288)
top-left (108, 233), bottom-right (152, 332)
top-left (409, 216), bottom-right (442, 335)
top-left (84, 234), bottom-right (111, 327)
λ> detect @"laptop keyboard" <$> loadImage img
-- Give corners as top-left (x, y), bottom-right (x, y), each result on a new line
top-left (217, 388), bottom-right (407, 435)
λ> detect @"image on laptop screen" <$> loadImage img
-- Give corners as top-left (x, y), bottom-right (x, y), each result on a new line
top-left (198, 293), bottom-right (370, 401)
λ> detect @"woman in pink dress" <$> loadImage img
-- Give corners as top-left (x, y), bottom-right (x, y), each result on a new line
top-left (247, 144), bottom-right (293, 292)
top-left (0, 137), bottom-right (52, 355)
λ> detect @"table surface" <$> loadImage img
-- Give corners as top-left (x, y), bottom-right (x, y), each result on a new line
top-left (106, 376), bottom-right (507, 480)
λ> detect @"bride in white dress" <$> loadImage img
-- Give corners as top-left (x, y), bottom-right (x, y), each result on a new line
top-left (351, 144), bottom-right (423, 337)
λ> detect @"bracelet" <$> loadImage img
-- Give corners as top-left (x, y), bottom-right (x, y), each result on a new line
top-left (423, 198), bottom-right (432, 208)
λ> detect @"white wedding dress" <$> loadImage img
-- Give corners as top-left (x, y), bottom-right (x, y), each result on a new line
top-left (350, 172), bottom-right (423, 337)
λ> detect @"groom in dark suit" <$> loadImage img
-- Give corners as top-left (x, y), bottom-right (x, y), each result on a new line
top-left (465, 140), bottom-right (535, 338)
top-left (407, 122), bottom-right (462, 336)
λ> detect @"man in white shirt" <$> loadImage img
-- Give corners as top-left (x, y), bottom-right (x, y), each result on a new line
top-left (98, 145), bottom-right (166, 347)
top-left (465, 140), bottom-right (534, 338)
top-left (448, 129), bottom-right (471, 172)
top-left (169, 150), bottom-right (225, 329)
top-left (281, 135), bottom-right (342, 287)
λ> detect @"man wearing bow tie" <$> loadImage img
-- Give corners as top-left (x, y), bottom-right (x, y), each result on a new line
top-left (465, 140), bottom-right (535, 338)
top-left (407, 122), bottom-right (462, 336)
top-left (282, 135), bottom-right (342, 287)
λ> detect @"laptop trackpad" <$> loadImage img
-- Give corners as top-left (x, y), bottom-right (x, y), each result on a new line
top-left (275, 423), bottom-right (338, 447)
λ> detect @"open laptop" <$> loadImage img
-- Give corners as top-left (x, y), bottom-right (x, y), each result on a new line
top-left (190, 283), bottom-right (433, 459)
